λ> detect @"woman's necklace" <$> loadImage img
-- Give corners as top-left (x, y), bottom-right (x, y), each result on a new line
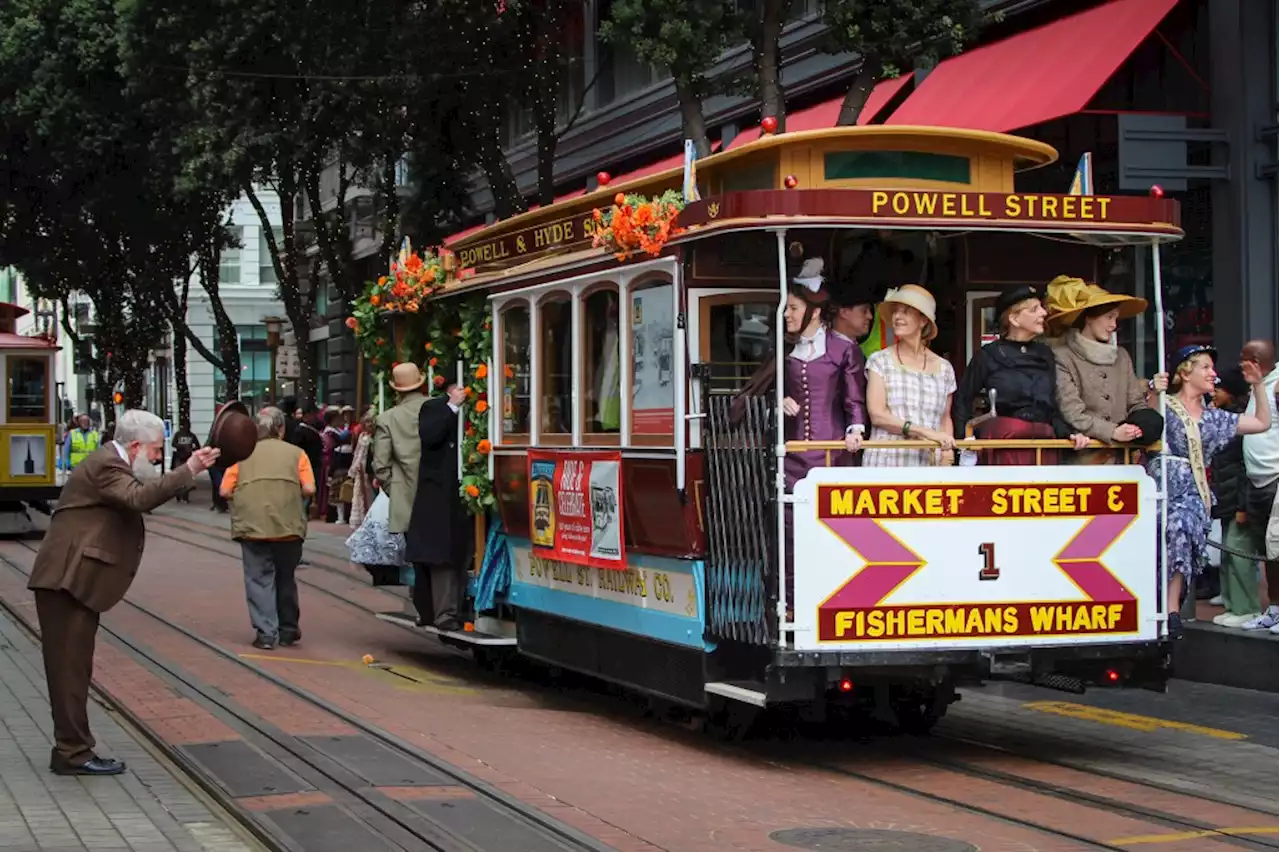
top-left (895, 341), bottom-right (928, 371)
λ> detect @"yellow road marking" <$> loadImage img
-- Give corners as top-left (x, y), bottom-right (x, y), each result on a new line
top-left (239, 654), bottom-right (352, 667)
top-left (1109, 826), bottom-right (1278, 845)
top-left (1023, 701), bottom-right (1247, 740)
top-left (237, 653), bottom-right (476, 695)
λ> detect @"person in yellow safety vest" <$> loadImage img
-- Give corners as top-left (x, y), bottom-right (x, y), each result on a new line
top-left (64, 414), bottom-right (100, 470)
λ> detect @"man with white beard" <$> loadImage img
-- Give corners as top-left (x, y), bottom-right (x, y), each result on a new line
top-left (27, 409), bottom-right (219, 776)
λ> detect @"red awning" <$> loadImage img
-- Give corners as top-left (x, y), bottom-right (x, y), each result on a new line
top-left (726, 96), bottom-right (844, 149)
top-left (885, 0), bottom-right (1179, 132)
top-left (856, 75), bottom-right (912, 125)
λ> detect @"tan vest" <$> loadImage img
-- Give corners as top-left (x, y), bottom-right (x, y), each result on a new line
top-left (229, 439), bottom-right (308, 542)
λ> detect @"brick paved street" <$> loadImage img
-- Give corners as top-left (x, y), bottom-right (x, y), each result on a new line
top-left (0, 604), bottom-right (260, 852)
top-left (0, 506), bottom-right (1275, 852)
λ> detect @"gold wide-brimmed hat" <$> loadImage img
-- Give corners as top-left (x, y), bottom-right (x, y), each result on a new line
top-left (877, 284), bottom-right (938, 342)
top-left (1046, 275), bottom-right (1147, 333)
top-left (389, 362), bottom-right (426, 393)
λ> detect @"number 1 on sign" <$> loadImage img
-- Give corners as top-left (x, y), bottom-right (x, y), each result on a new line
top-left (978, 542), bottom-right (999, 581)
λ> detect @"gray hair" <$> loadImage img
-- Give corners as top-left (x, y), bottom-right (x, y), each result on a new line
top-left (255, 406), bottom-right (286, 439)
top-left (114, 410), bottom-right (165, 445)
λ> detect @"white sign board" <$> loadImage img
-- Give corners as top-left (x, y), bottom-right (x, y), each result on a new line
top-left (275, 345), bottom-right (300, 379)
top-left (791, 465), bottom-right (1158, 653)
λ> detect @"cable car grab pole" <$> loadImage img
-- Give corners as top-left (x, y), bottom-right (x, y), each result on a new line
top-left (773, 229), bottom-right (789, 637)
top-left (1151, 239), bottom-right (1169, 635)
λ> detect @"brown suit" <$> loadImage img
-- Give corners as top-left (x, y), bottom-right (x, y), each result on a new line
top-left (28, 445), bottom-right (193, 768)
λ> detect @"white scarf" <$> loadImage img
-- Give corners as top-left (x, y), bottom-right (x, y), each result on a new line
top-left (1067, 328), bottom-right (1118, 366)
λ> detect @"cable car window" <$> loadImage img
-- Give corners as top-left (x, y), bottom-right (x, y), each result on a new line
top-left (582, 287), bottom-right (621, 440)
top-left (500, 303), bottom-right (532, 441)
top-left (7, 357), bottom-right (48, 423)
top-left (703, 299), bottom-right (776, 397)
top-left (539, 294), bottom-right (572, 440)
top-left (630, 282), bottom-right (675, 440)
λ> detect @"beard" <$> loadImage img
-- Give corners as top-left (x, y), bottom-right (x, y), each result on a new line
top-left (132, 454), bottom-right (161, 482)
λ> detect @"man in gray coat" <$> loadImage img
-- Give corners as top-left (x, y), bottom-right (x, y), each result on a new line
top-left (373, 362), bottom-right (429, 537)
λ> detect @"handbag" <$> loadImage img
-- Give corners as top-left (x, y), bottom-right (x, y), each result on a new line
top-left (338, 478), bottom-right (355, 504)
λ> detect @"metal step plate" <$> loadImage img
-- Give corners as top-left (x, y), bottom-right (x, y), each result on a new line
top-left (375, 612), bottom-right (516, 647)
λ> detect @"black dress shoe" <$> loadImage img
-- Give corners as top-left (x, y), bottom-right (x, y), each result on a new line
top-left (252, 635), bottom-right (276, 650)
top-left (434, 619), bottom-right (464, 634)
top-left (279, 632), bottom-right (301, 647)
top-left (52, 757), bottom-right (126, 776)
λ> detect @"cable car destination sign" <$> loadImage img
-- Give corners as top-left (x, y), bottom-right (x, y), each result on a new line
top-left (791, 466), bottom-right (1158, 653)
top-left (454, 209), bottom-right (601, 271)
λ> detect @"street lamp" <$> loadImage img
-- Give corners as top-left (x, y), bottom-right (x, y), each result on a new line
top-left (263, 316), bottom-right (284, 405)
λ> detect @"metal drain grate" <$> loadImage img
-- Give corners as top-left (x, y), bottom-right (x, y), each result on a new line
top-left (769, 828), bottom-right (978, 851)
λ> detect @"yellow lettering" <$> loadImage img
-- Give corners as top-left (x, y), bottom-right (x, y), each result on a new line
top-left (856, 489), bottom-right (875, 515)
top-left (867, 610), bottom-right (884, 638)
top-left (912, 193), bottom-right (938, 215)
top-left (1108, 485), bottom-right (1123, 512)
top-left (1077, 486), bottom-right (1092, 513)
top-left (835, 611), bottom-right (854, 637)
top-left (1097, 197), bottom-right (1111, 219)
top-left (1005, 195), bottom-right (1021, 218)
top-left (1042, 196), bottom-right (1059, 219)
top-left (983, 608), bottom-right (1004, 634)
top-left (903, 489), bottom-right (924, 516)
top-left (872, 191), bottom-right (889, 213)
top-left (1108, 603), bottom-right (1123, 628)
top-left (830, 488), bottom-right (853, 516)
top-left (907, 610), bottom-right (926, 635)
top-left (1030, 606), bottom-right (1053, 632)
top-left (879, 490), bottom-right (900, 516)
top-left (925, 489), bottom-right (943, 515)
top-left (926, 609), bottom-right (944, 634)
top-left (1060, 195), bottom-right (1076, 219)
top-left (892, 192), bottom-right (910, 215)
top-left (942, 193), bottom-right (957, 216)
top-left (946, 489), bottom-right (963, 514)
top-left (1077, 196), bottom-right (1094, 220)
top-left (1004, 607), bottom-right (1019, 633)
top-left (991, 488), bottom-right (1008, 515)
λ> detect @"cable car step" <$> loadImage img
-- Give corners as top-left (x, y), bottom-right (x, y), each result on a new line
top-left (375, 612), bottom-right (517, 646)
top-left (705, 681), bottom-right (769, 707)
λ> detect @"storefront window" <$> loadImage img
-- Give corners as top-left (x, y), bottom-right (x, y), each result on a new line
top-left (630, 282), bottom-right (675, 439)
top-left (539, 295), bottom-right (572, 439)
top-left (501, 303), bottom-right (532, 440)
top-left (7, 357), bottom-right (48, 422)
top-left (582, 287), bottom-right (621, 439)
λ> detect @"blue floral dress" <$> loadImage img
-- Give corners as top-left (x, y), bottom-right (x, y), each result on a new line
top-left (1146, 403), bottom-right (1238, 579)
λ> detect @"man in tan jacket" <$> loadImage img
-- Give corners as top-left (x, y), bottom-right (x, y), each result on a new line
top-left (28, 409), bottom-right (219, 776)
top-left (373, 362), bottom-right (429, 536)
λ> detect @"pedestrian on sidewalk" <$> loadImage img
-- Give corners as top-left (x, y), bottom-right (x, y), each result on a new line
top-left (219, 407), bottom-right (315, 650)
top-left (170, 426), bottom-right (200, 503)
top-left (27, 409), bottom-right (220, 776)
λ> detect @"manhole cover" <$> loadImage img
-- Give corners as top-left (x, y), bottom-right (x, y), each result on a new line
top-left (770, 828), bottom-right (978, 852)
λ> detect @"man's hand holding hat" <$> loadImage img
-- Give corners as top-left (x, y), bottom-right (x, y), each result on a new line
top-left (185, 447), bottom-right (221, 475)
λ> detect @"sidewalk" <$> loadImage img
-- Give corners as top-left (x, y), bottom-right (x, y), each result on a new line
top-left (0, 605), bottom-right (260, 852)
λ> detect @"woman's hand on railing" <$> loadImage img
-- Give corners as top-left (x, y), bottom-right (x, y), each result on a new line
top-left (782, 396), bottom-right (800, 417)
top-left (1069, 433), bottom-right (1091, 451)
top-left (844, 429), bottom-right (863, 454)
top-left (1112, 423), bottom-right (1143, 442)
top-left (922, 428), bottom-right (956, 451)
top-left (1150, 372), bottom-right (1169, 393)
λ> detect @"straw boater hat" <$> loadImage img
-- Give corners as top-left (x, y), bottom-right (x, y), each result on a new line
top-left (1045, 275), bottom-right (1148, 334)
top-left (876, 284), bottom-right (938, 342)
top-left (389, 361), bottom-right (426, 393)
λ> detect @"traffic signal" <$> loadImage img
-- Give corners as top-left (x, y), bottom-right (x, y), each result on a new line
top-left (112, 392), bottom-right (123, 405)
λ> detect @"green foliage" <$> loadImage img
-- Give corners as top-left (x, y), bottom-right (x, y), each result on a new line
top-left (823, 0), bottom-right (983, 77)
top-left (600, 0), bottom-right (740, 90)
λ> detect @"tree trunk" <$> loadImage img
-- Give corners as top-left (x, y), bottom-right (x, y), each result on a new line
top-left (197, 235), bottom-right (240, 400)
top-left (122, 362), bottom-right (146, 410)
top-left (246, 175), bottom-right (316, 404)
top-left (838, 59), bottom-right (882, 127)
top-left (173, 279), bottom-right (192, 432)
top-left (472, 112), bottom-right (524, 220)
top-left (676, 81), bottom-right (712, 158)
top-left (757, 0), bottom-right (788, 131)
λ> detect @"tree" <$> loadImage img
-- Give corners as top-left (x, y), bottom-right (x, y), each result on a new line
top-left (825, 0), bottom-right (983, 125)
top-left (601, 0), bottom-right (740, 158)
top-left (742, 0), bottom-right (794, 131)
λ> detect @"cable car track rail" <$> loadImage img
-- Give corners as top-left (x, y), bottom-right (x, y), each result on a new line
top-left (0, 540), bottom-right (626, 852)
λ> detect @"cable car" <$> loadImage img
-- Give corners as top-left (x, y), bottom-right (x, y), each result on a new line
top-left (0, 303), bottom-right (63, 533)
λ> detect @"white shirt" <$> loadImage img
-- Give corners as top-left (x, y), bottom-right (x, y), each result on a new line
top-left (789, 327), bottom-right (827, 363)
top-left (111, 441), bottom-right (129, 462)
top-left (1244, 367), bottom-right (1279, 487)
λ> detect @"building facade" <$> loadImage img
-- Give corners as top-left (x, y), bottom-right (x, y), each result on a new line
top-left (300, 0), bottom-right (1276, 403)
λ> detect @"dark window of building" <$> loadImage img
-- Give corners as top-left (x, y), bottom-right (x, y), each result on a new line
top-left (823, 150), bottom-right (972, 184)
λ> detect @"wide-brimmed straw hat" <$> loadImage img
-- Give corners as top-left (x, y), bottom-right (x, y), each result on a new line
top-left (877, 284), bottom-right (938, 342)
top-left (1046, 275), bottom-right (1147, 333)
top-left (389, 362), bottom-right (426, 393)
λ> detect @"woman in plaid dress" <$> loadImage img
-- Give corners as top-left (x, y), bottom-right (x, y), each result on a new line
top-left (863, 285), bottom-right (957, 468)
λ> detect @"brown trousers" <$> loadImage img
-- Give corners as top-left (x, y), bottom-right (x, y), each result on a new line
top-left (34, 589), bottom-right (99, 767)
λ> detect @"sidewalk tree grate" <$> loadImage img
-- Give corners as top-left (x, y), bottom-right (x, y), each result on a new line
top-left (769, 828), bottom-right (977, 851)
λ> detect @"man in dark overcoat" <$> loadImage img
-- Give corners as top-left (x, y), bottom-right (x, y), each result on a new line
top-left (403, 381), bottom-right (471, 631)
top-left (28, 409), bottom-right (219, 775)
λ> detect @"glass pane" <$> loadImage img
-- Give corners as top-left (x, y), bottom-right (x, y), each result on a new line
top-left (630, 285), bottom-right (675, 436)
top-left (539, 298), bottom-right (572, 435)
top-left (8, 358), bottom-right (47, 420)
top-left (583, 290), bottom-right (621, 434)
top-left (219, 264), bottom-right (241, 285)
top-left (706, 301), bottom-right (775, 396)
top-left (501, 306), bottom-right (531, 436)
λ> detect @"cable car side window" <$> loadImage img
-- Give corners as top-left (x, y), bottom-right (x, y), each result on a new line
top-left (7, 357), bottom-right (49, 423)
top-left (630, 279), bottom-right (676, 445)
top-left (581, 284), bottom-right (621, 444)
top-left (499, 301), bottom-right (531, 443)
top-left (699, 295), bottom-right (776, 397)
top-left (538, 292), bottom-right (573, 444)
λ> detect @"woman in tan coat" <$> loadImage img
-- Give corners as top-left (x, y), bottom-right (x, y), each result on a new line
top-left (1047, 276), bottom-right (1167, 461)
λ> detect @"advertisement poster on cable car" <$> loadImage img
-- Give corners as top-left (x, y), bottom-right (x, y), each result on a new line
top-left (790, 466), bottom-right (1159, 653)
top-left (528, 450), bottom-right (626, 569)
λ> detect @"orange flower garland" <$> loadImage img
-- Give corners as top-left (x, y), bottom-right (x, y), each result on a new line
top-left (591, 190), bottom-right (686, 261)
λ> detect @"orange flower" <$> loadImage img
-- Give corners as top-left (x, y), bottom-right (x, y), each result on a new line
top-left (345, 317), bottom-right (358, 330)
top-left (378, 275), bottom-right (388, 286)
top-left (433, 375), bottom-right (445, 387)
top-left (465, 484), bottom-right (480, 498)
top-left (369, 294), bottom-right (381, 307)
top-left (475, 400), bottom-right (489, 414)
top-left (464, 386), bottom-right (474, 397)
top-left (504, 364), bottom-right (514, 379)
top-left (425, 342), bottom-right (433, 351)
top-left (614, 193), bottom-right (625, 205)
top-left (475, 364), bottom-right (488, 379)
top-left (429, 357), bottom-right (438, 367)
top-left (477, 439), bottom-right (492, 454)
